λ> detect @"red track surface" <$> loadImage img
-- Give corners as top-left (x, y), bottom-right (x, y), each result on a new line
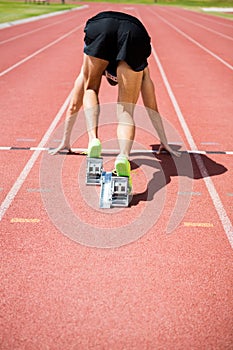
top-left (1, 3), bottom-right (233, 349)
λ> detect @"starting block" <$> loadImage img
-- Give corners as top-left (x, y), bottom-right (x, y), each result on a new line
top-left (86, 157), bottom-right (103, 185)
top-left (100, 171), bottom-right (130, 208)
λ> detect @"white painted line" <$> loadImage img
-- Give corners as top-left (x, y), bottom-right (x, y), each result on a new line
top-left (202, 7), bottom-right (233, 13)
top-left (161, 8), bottom-right (233, 41)
top-left (0, 90), bottom-right (72, 221)
top-left (0, 147), bottom-right (11, 150)
top-left (192, 8), bottom-right (233, 28)
top-left (179, 191), bottom-right (202, 196)
top-left (27, 188), bottom-right (51, 192)
top-left (1, 146), bottom-right (233, 154)
top-left (151, 44), bottom-right (233, 248)
top-left (16, 138), bottom-right (36, 142)
top-left (0, 5), bottom-right (88, 30)
top-left (188, 150), bottom-right (206, 154)
top-left (30, 147), bottom-right (48, 151)
top-left (0, 24), bottom-right (83, 77)
top-left (154, 11), bottom-right (233, 71)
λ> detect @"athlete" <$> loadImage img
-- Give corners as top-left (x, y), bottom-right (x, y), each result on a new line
top-left (50, 11), bottom-right (180, 189)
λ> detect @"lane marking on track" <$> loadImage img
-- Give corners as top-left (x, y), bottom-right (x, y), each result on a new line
top-left (0, 24), bottom-right (83, 77)
top-left (160, 8), bottom-right (233, 41)
top-left (27, 188), bottom-right (51, 193)
top-left (184, 222), bottom-right (214, 227)
top-left (0, 6), bottom-right (88, 44)
top-left (0, 146), bottom-right (233, 155)
top-left (16, 138), bottom-right (36, 142)
top-left (202, 7), bottom-right (233, 13)
top-left (0, 5), bottom-right (89, 31)
top-left (179, 191), bottom-right (202, 196)
top-left (171, 6), bottom-right (233, 28)
top-left (10, 218), bottom-right (40, 223)
top-left (149, 9), bottom-right (233, 71)
top-left (150, 42), bottom-right (233, 248)
top-left (0, 90), bottom-right (73, 222)
top-left (198, 13), bottom-right (233, 28)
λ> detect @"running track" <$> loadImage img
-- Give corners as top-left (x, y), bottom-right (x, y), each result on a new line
top-left (1, 3), bottom-right (233, 349)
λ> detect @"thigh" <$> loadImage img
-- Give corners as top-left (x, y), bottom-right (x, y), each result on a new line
top-left (117, 61), bottom-right (143, 108)
top-left (83, 54), bottom-right (109, 93)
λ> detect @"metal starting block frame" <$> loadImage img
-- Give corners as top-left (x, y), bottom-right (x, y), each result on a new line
top-left (86, 157), bottom-right (103, 185)
top-left (100, 171), bottom-right (130, 208)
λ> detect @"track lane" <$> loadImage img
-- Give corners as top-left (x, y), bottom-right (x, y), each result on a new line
top-left (168, 6), bottom-right (233, 34)
top-left (141, 6), bottom-right (233, 243)
top-left (0, 5), bottom-right (91, 41)
top-left (0, 7), bottom-right (99, 74)
top-left (1, 4), bottom-right (233, 349)
top-left (160, 7), bottom-right (233, 41)
top-left (156, 7), bottom-right (233, 67)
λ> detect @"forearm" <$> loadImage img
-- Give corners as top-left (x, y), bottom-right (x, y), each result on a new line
top-left (147, 110), bottom-right (168, 146)
top-left (141, 69), bottom-right (168, 145)
top-left (49, 70), bottom-right (84, 155)
top-left (141, 68), bottom-right (180, 157)
top-left (62, 70), bottom-right (84, 145)
top-left (61, 109), bottom-right (78, 147)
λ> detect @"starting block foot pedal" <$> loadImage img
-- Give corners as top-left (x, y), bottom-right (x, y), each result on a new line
top-left (100, 171), bottom-right (130, 208)
top-left (86, 157), bottom-right (103, 185)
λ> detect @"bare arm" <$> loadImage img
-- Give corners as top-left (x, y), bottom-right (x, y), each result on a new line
top-left (49, 68), bottom-right (84, 155)
top-left (141, 67), bottom-right (180, 157)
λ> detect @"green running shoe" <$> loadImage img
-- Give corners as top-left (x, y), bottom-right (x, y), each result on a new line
top-left (114, 155), bottom-right (132, 192)
top-left (87, 138), bottom-right (102, 158)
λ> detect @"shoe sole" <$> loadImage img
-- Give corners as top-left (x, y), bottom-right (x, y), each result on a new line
top-left (88, 143), bottom-right (101, 158)
top-left (115, 162), bottom-right (130, 178)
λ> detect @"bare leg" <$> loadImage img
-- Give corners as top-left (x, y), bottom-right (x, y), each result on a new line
top-left (117, 61), bottom-right (143, 158)
top-left (82, 54), bottom-right (108, 142)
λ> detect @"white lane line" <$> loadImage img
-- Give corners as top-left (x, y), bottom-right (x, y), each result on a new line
top-left (150, 9), bottom-right (233, 71)
top-left (175, 7), bottom-right (233, 28)
top-left (0, 15), bottom-right (76, 45)
top-left (0, 5), bottom-right (89, 30)
top-left (0, 146), bottom-right (233, 155)
top-left (160, 8), bottom-right (233, 41)
top-left (0, 147), bottom-right (11, 150)
top-left (0, 6), bottom-right (89, 45)
top-left (0, 90), bottom-right (72, 221)
top-left (202, 7), bottom-right (233, 13)
top-left (0, 24), bottom-right (83, 77)
top-left (198, 13), bottom-right (233, 28)
top-left (151, 44), bottom-right (233, 248)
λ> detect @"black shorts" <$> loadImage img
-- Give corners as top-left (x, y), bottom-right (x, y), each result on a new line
top-left (83, 11), bottom-right (151, 72)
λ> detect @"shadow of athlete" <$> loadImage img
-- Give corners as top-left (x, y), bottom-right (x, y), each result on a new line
top-left (130, 148), bottom-right (228, 206)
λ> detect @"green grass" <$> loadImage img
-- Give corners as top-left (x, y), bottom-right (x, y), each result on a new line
top-left (0, 1), bottom-right (79, 24)
top-left (0, 0), bottom-right (232, 24)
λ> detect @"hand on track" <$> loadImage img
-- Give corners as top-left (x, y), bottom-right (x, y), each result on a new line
top-left (158, 143), bottom-right (181, 157)
top-left (48, 143), bottom-right (71, 155)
